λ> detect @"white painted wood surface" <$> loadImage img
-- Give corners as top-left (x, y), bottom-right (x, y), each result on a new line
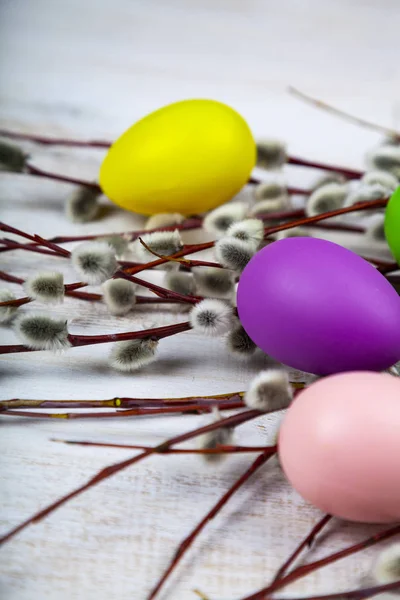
top-left (0, 1), bottom-right (399, 598)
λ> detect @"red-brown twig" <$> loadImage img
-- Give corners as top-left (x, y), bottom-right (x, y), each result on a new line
top-left (123, 197), bottom-right (389, 275)
top-left (2, 125), bottom-right (377, 174)
top-left (0, 392), bottom-right (246, 410)
top-left (0, 128), bottom-right (111, 148)
top-left (0, 224), bottom-right (202, 304)
top-left (0, 408), bottom-right (261, 545)
top-left (287, 156), bottom-right (362, 180)
top-left (25, 163), bottom-right (101, 191)
top-left (0, 209), bottom-right (365, 256)
top-left (288, 86), bottom-right (400, 140)
top-left (147, 449), bottom-right (276, 600)
top-left (240, 524), bottom-right (400, 599)
top-left (23, 163), bottom-right (263, 190)
top-left (0, 238), bottom-right (61, 256)
top-left (53, 439), bottom-right (272, 455)
top-left (1, 401), bottom-right (244, 419)
top-left (0, 267), bottom-right (198, 308)
top-left (271, 514), bottom-right (332, 582)
top-left (0, 320), bottom-right (192, 355)
top-left (0, 269), bottom-right (187, 307)
top-left (272, 581), bottom-right (400, 600)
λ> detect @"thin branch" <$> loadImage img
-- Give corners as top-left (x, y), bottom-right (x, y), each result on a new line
top-left (241, 524), bottom-right (400, 599)
top-left (0, 408), bottom-right (261, 545)
top-left (271, 514), bottom-right (332, 582)
top-left (1, 400), bottom-right (244, 419)
top-left (287, 155), bottom-right (362, 180)
top-left (147, 449), bottom-right (276, 600)
top-left (272, 581), bottom-right (400, 600)
top-left (53, 439), bottom-right (272, 455)
top-left (288, 86), bottom-right (400, 140)
top-left (25, 163), bottom-right (101, 191)
top-left (124, 197), bottom-right (389, 274)
top-left (0, 391), bottom-right (247, 410)
top-left (0, 320), bottom-right (192, 355)
top-left (0, 128), bottom-right (111, 148)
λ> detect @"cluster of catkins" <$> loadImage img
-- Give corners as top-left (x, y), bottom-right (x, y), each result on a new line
top-left (1, 133), bottom-right (399, 375)
top-left (0, 220), bottom-right (262, 372)
top-left (256, 137), bottom-right (399, 240)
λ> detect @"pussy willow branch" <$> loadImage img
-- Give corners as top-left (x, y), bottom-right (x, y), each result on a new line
top-left (0, 225), bottom-right (201, 304)
top-left (288, 86), bottom-right (400, 140)
top-left (53, 439), bottom-right (272, 455)
top-left (1, 401), bottom-right (245, 419)
top-left (123, 197), bottom-right (389, 275)
top-left (0, 128), bottom-right (111, 147)
top-left (0, 391), bottom-right (252, 410)
top-left (1, 384), bottom-right (306, 418)
top-left (22, 163), bottom-right (263, 190)
top-left (0, 292), bottom-right (184, 308)
top-left (147, 449), bottom-right (276, 600)
top-left (272, 581), bottom-right (400, 600)
top-left (0, 209), bottom-right (364, 255)
top-left (240, 523), bottom-right (400, 600)
top-left (0, 408), bottom-right (261, 545)
top-left (2, 125), bottom-right (370, 175)
top-left (0, 268), bottom-right (197, 308)
top-left (271, 514), bottom-right (333, 582)
top-left (286, 156), bottom-right (362, 180)
top-left (0, 320), bottom-right (192, 355)
top-left (25, 163), bottom-right (102, 191)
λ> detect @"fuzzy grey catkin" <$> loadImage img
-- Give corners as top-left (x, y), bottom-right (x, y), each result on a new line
top-left (310, 172), bottom-right (346, 192)
top-left (344, 182), bottom-right (389, 207)
top-left (164, 272), bottom-right (196, 296)
top-left (244, 370), bottom-right (293, 412)
top-left (71, 242), bottom-right (118, 285)
top-left (197, 425), bottom-right (234, 463)
top-left (215, 237), bottom-right (255, 272)
top-left (253, 181), bottom-right (288, 202)
top-left (65, 186), bottom-right (100, 223)
top-left (256, 139), bottom-right (287, 170)
top-left (226, 322), bottom-right (257, 357)
top-left (102, 235), bottom-right (130, 258)
top-left (250, 197), bottom-right (288, 216)
top-left (134, 230), bottom-right (183, 270)
top-left (367, 145), bottom-right (400, 178)
top-left (0, 289), bottom-right (18, 323)
top-left (145, 213), bottom-right (185, 230)
top-left (15, 314), bottom-right (70, 351)
top-left (192, 267), bottom-right (235, 299)
top-left (226, 219), bottom-right (264, 250)
top-left (361, 170), bottom-right (398, 191)
top-left (371, 543), bottom-right (400, 584)
top-left (24, 272), bottom-right (65, 304)
top-left (203, 202), bottom-right (248, 236)
top-left (306, 183), bottom-right (347, 216)
top-left (189, 299), bottom-right (234, 337)
top-left (0, 140), bottom-right (27, 173)
top-left (109, 338), bottom-right (158, 372)
top-left (102, 279), bottom-right (136, 315)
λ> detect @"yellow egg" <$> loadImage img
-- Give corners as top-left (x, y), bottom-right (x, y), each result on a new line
top-left (99, 99), bottom-right (256, 216)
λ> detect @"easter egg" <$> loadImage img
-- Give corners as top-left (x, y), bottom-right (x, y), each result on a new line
top-left (384, 186), bottom-right (400, 265)
top-left (99, 99), bottom-right (256, 216)
top-left (279, 372), bottom-right (400, 523)
top-left (237, 237), bottom-right (400, 375)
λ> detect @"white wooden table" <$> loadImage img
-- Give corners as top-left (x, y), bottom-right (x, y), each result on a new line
top-left (0, 1), bottom-right (399, 598)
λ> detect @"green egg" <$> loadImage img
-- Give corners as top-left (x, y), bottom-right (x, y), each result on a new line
top-left (384, 186), bottom-right (400, 265)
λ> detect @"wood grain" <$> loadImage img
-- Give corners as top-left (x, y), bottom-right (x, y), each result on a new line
top-left (0, 1), bottom-right (399, 598)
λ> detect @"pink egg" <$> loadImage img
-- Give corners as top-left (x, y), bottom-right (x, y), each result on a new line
top-left (278, 372), bottom-right (400, 523)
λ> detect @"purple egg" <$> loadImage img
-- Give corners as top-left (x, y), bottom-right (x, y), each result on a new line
top-left (237, 237), bottom-right (400, 375)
